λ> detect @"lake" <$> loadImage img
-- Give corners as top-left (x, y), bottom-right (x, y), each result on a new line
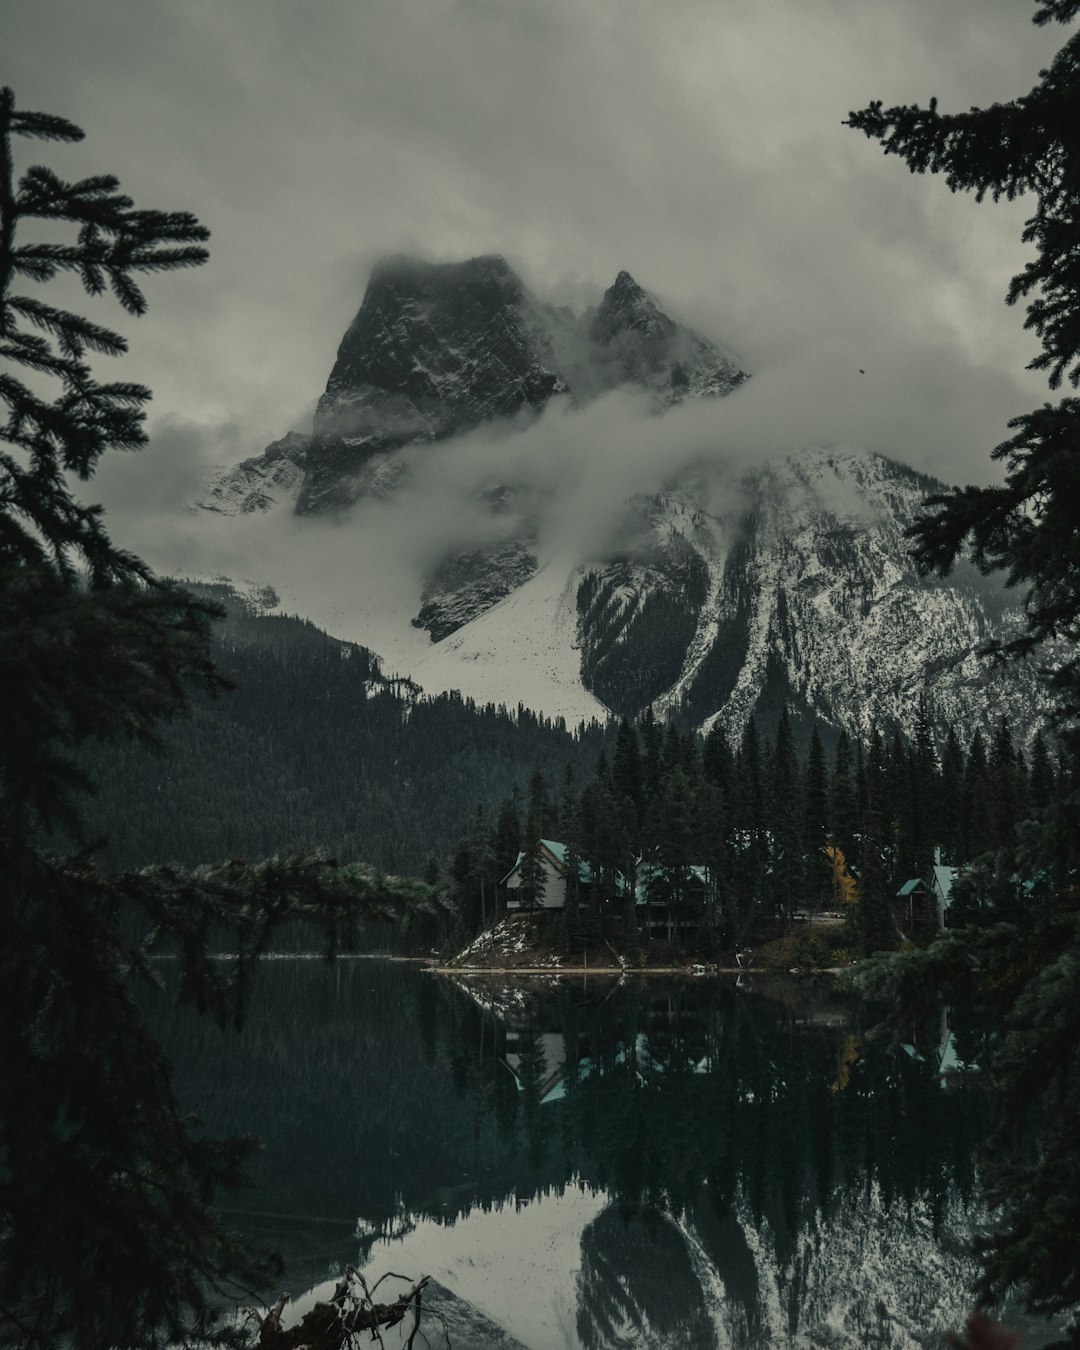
top-left (150, 957), bottom-right (1059, 1349)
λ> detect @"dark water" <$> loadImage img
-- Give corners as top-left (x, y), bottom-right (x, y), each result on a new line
top-left (148, 958), bottom-right (1057, 1349)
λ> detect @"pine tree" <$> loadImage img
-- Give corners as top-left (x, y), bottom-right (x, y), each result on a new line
top-left (829, 731), bottom-right (858, 865)
top-left (699, 781), bottom-right (730, 922)
top-left (962, 729), bottom-right (993, 858)
top-left (769, 707), bottom-right (802, 927)
top-left (854, 777), bottom-right (897, 955)
top-left (910, 695), bottom-right (940, 878)
top-left (654, 766), bottom-right (696, 943)
top-left (850, 7), bottom-right (1080, 722)
top-left (988, 716), bottom-right (1019, 851)
top-left (853, 739), bottom-right (868, 872)
top-left (734, 717), bottom-right (766, 930)
top-left (0, 91), bottom-right (437, 1349)
top-left (493, 787), bottom-right (523, 881)
top-left (559, 784), bottom-right (583, 947)
top-left (611, 715), bottom-right (644, 834)
top-left (517, 810), bottom-right (548, 912)
top-left (641, 705), bottom-right (663, 807)
top-left (467, 803), bottom-right (496, 931)
top-left (883, 726), bottom-right (907, 877)
top-left (1028, 731), bottom-right (1058, 813)
top-left (526, 765), bottom-right (558, 839)
top-left (702, 721), bottom-right (734, 806)
top-left (802, 725), bottom-right (831, 911)
top-left (559, 761), bottom-right (577, 836)
top-left (852, 732), bottom-right (898, 953)
top-left (938, 726), bottom-right (966, 865)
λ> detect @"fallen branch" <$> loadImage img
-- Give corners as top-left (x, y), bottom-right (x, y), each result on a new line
top-left (254, 1268), bottom-right (441, 1350)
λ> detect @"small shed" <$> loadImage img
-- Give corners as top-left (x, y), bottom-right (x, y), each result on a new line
top-left (896, 877), bottom-right (934, 929)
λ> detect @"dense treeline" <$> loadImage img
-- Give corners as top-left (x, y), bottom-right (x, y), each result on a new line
top-left (445, 701), bottom-right (1065, 954)
top-left (74, 585), bottom-right (1067, 958)
top-left (78, 587), bottom-right (619, 874)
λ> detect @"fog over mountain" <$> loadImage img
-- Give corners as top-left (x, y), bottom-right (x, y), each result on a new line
top-left (7, 0), bottom-right (1061, 745)
top-left (9, 0), bottom-right (1062, 510)
top-left (85, 253), bottom-right (1050, 748)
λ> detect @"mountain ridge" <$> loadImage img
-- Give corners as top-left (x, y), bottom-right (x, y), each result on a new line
top-left (201, 254), bottom-right (748, 517)
top-left (191, 254), bottom-right (1049, 750)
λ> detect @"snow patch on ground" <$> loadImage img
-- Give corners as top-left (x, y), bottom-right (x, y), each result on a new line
top-left (447, 916), bottom-right (567, 970)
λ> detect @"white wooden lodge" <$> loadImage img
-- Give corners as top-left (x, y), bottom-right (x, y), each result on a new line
top-left (501, 840), bottom-right (617, 911)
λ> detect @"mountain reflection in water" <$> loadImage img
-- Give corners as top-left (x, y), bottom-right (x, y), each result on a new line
top-left (147, 958), bottom-right (1047, 1349)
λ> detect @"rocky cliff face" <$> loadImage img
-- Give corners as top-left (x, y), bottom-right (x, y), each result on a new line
top-left (300, 254), bottom-right (573, 513)
top-left (586, 270), bottom-right (747, 402)
top-left (200, 255), bottom-right (748, 517)
top-left (414, 537), bottom-right (539, 643)
top-left (573, 448), bottom-right (1048, 746)
top-left (195, 431), bottom-right (310, 515)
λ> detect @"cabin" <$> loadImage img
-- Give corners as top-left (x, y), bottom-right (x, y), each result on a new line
top-left (501, 842), bottom-right (722, 934)
top-left (895, 877), bottom-right (935, 929)
top-left (635, 863), bottom-right (720, 937)
top-left (501, 839), bottom-right (624, 911)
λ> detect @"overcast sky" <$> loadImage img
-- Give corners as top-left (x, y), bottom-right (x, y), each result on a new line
top-left (4, 0), bottom-right (1071, 524)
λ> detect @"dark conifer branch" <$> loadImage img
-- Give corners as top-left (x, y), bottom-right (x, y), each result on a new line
top-left (0, 89), bottom-right (441, 1349)
top-left (845, 1), bottom-right (1080, 1326)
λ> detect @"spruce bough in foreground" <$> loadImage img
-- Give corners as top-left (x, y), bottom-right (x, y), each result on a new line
top-left (845, 2), bottom-right (1080, 1337)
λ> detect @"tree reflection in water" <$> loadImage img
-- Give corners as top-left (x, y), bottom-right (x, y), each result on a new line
top-left (150, 959), bottom-right (1013, 1348)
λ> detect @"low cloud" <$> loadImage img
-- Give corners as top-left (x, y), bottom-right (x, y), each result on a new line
top-left (90, 355), bottom-right (913, 631)
top-left (7, 0), bottom-right (1065, 508)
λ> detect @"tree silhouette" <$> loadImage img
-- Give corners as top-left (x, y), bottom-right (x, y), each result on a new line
top-left (846, 4), bottom-right (1080, 1323)
top-left (0, 90), bottom-right (434, 1349)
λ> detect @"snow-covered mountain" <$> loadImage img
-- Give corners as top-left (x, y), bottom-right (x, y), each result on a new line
top-left (194, 431), bottom-right (308, 515)
top-left (572, 449), bottom-right (1046, 745)
top-left (195, 254), bottom-right (1048, 747)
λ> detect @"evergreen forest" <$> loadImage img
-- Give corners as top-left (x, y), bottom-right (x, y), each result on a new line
top-left (445, 698), bottom-right (1064, 957)
top-left (77, 584), bottom-right (618, 875)
top-left (77, 585), bottom-right (1065, 961)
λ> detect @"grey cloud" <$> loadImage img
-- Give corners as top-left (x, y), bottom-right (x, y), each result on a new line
top-left (4, 0), bottom-right (1072, 574)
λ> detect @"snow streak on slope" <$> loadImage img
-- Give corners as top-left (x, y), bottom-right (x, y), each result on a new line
top-left (401, 551), bottom-right (605, 725)
top-left (604, 447), bottom-right (1051, 746)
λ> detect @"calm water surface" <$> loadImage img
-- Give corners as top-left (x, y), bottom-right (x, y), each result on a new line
top-left (150, 958), bottom-right (1058, 1350)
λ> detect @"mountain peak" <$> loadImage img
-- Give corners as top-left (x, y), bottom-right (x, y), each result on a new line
top-left (595, 271), bottom-right (663, 327)
top-left (611, 269), bottom-right (648, 298)
top-left (204, 254), bottom-right (748, 518)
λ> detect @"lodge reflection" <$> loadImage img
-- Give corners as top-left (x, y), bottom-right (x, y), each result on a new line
top-left (445, 971), bottom-right (987, 1232)
top-left (451, 974), bottom-right (992, 1347)
top-left (151, 960), bottom-right (993, 1341)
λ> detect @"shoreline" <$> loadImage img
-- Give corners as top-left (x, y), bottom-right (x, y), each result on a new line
top-left (436, 964), bottom-right (844, 976)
